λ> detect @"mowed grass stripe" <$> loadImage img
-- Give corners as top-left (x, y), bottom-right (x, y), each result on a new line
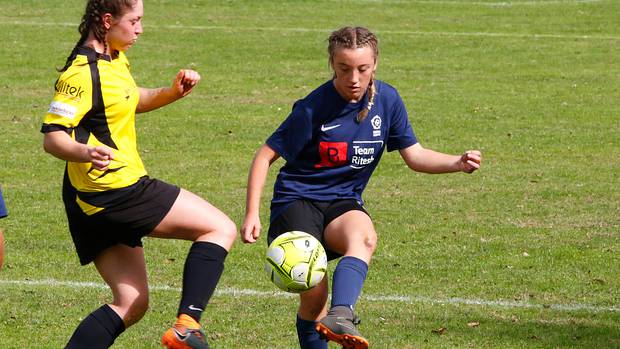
top-left (341, 0), bottom-right (605, 6)
top-left (3, 20), bottom-right (619, 41)
top-left (2, 279), bottom-right (618, 313)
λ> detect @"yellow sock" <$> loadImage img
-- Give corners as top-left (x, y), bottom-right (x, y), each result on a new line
top-left (176, 314), bottom-right (200, 329)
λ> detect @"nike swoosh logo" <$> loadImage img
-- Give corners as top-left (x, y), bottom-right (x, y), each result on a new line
top-left (321, 124), bottom-right (341, 132)
top-left (335, 321), bottom-right (356, 331)
top-left (188, 305), bottom-right (204, 311)
top-left (173, 328), bottom-right (189, 340)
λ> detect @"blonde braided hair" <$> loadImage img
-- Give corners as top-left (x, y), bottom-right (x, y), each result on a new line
top-left (328, 27), bottom-right (379, 123)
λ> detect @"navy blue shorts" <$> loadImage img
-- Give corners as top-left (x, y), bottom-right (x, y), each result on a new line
top-left (63, 176), bottom-right (180, 265)
top-left (268, 199), bottom-right (369, 261)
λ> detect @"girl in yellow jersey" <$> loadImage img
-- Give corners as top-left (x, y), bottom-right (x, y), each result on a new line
top-left (41, 1), bottom-right (234, 348)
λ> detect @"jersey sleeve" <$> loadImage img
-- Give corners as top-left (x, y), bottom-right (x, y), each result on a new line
top-left (266, 100), bottom-right (314, 162)
top-left (386, 92), bottom-right (417, 152)
top-left (41, 68), bottom-right (92, 133)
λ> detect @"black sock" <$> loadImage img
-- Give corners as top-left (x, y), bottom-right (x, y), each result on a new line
top-left (65, 304), bottom-right (125, 349)
top-left (178, 241), bottom-right (228, 322)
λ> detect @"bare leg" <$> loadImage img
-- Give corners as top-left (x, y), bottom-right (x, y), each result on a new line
top-left (149, 189), bottom-right (236, 250)
top-left (297, 277), bottom-right (329, 349)
top-left (94, 244), bottom-right (149, 327)
top-left (65, 244), bottom-right (148, 349)
top-left (156, 188), bottom-right (237, 348)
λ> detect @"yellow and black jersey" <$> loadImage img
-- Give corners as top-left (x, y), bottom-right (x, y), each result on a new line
top-left (42, 46), bottom-right (146, 193)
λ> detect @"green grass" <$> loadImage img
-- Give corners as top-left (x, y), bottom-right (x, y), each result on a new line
top-left (1, 0), bottom-right (619, 348)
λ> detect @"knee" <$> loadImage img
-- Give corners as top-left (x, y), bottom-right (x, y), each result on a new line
top-left (125, 297), bottom-right (149, 326)
top-left (219, 218), bottom-right (238, 243)
top-left (195, 216), bottom-right (237, 247)
top-left (362, 231), bottom-right (377, 254)
top-left (116, 292), bottom-right (149, 327)
top-left (204, 218), bottom-right (237, 248)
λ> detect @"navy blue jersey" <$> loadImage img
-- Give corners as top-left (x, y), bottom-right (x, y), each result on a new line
top-left (0, 188), bottom-right (7, 218)
top-left (267, 80), bottom-right (417, 220)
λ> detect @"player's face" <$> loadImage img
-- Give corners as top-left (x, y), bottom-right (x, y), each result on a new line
top-left (331, 46), bottom-right (377, 103)
top-left (107, 0), bottom-right (144, 52)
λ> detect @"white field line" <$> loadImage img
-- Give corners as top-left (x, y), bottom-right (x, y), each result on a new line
top-left (1, 279), bottom-right (618, 313)
top-left (4, 20), bottom-right (620, 41)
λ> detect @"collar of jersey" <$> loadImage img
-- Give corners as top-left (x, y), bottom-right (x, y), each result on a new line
top-left (77, 46), bottom-right (112, 62)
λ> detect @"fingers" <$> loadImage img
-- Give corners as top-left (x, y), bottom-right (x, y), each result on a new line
top-left (175, 69), bottom-right (185, 82)
top-left (462, 150), bottom-right (482, 173)
top-left (88, 146), bottom-right (114, 171)
top-left (91, 159), bottom-right (111, 171)
top-left (180, 69), bottom-right (201, 85)
top-left (241, 222), bottom-right (261, 244)
top-left (94, 145), bottom-right (115, 160)
top-left (177, 69), bottom-right (200, 96)
top-left (464, 160), bottom-right (480, 173)
top-left (241, 229), bottom-right (257, 243)
top-left (464, 150), bottom-right (481, 162)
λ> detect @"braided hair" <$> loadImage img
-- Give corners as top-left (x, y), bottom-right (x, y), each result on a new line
top-left (58, 0), bottom-right (136, 72)
top-left (328, 27), bottom-right (379, 123)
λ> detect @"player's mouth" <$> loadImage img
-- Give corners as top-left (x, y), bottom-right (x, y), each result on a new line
top-left (348, 86), bottom-right (361, 94)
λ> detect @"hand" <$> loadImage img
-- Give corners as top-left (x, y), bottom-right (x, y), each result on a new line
top-left (459, 150), bottom-right (481, 173)
top-left (241, 213), bottom-right (262, 244)
top-left (172, 69), bottom-right (200, 98)
top-left (87, 145), bottom-right (114, 171)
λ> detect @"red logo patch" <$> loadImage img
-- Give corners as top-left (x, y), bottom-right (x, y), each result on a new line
top-left (315, 142), bottom-right (348, 168)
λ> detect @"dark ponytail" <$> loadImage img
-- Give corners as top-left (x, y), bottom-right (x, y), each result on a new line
top-left (58, 0), bottom-right (136, 72)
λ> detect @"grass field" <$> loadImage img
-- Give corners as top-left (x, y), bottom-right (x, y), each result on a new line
top-left (1, 0), bottom-right (619, 348)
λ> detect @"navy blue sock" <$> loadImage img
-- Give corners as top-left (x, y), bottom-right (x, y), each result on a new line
top-left (65, 304), bottom-right (125, 349)
top-left (178, 241), bottom-right (228, 322)
top-left (330, 256), bottom-right (368, 309)
top-left (296, 316), bottom-right (327, 349)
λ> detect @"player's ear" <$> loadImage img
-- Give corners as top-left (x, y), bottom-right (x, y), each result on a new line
top-left (102, 13), bottom-right (113, 30)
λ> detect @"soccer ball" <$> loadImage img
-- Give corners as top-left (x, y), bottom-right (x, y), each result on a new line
top-left (265, 231), bottom-right (328, 293)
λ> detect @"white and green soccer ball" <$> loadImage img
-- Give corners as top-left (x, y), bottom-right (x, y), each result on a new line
top-left (265, 231), bottom-right (328, 293)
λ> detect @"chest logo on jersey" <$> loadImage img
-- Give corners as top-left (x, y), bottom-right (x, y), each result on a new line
top-left (350, 140), bottom-right (383, 169)
top-left (55, 79), bottom-right (85, 101)
top-left (371, 115), bottom-right (382, 137)
top-left (315, 141), bottom-right (348, 168)
top-left (321, 123), bottom-right (341, 132)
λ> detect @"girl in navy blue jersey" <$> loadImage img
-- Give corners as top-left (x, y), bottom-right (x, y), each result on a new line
top-left (241, 26), bottom-right (481, 349)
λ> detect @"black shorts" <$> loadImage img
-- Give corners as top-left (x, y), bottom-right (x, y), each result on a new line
top-left (63, 175), bottom-right (180, 265)
top-left (268, 199), bottom-right (370, 261)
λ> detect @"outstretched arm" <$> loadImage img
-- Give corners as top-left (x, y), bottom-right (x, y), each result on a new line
top-left (241, 144), bottom-right (280, 244)
top-left (43, 131), bottom-right (115, 171)
top-left (399, 143), bottom-right (481, 174)
top-left (136, 69), bottom-right (201, 113)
